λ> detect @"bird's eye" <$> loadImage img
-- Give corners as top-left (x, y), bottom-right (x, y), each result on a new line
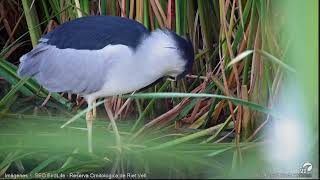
top-left (164, 46), bottom-right (178, 50)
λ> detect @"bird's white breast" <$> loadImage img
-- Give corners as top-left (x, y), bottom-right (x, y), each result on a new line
top-left (86, 44), bottom-right (162, 102)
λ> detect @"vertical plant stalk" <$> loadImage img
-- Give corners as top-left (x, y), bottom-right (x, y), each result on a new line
top-left (120, 0), bottom-right (126, 17)
top-left (166, 0), bottom-right (173, 29)
top-left (100, 0), bottom-right (107, 15)
top-left (111, 0), bottom-right (116, 16)
top-left (218, 1), bottom-right (236, 128)
top-left (226, 0), bottom-right (243, 142)
top-left (135, 0), bottom-right (140, 20)
top-left (242, 0), bottom-right (256, 85)
top-left (175, 0), bottom-right (181, 35)
top-left (148, 2), bottom-right (155, 30)
top-left (129, 0), bottom-right (134, 19)
top-left (125, 0), bottom-right (130, 17)
top-left (139, 0), bottom-right (143, 23)
top-left (135, 0), bottom-right (143, 23)
top-left (181, 0), bottom-right (186, 35)
top-left (227, 0), bottom-right (236, 39)
top-left (240, 85), bottom-right (251, 140)
top-left (198, 0), bottom-right (215, 49)
top-left (186, 0), bottom-right (195, 38)
top-left (150, 0), bottom-right (165, 28)
top-left (249, 22), bottom-right (263, 129)
top-left (231, 0), bottom-right (252, 54)
top-left (83, 0), bottom-right (90, 15)
top-left (237, 0), bottom-right (245, 40)
top-left (21, 0), bottom-right (41, 47)
top-left (60, 0), bottom-right (67, 22)
top-left (75, 0), bottom-right (83, 17)
top-left (155, 0), bottom-right (167, 26)
top-left (220, 0), bottom-right (240, 97)
top-left (40, 1), bottom-right (50, 21)
top-left (143, 0), bottom-right (150, 29)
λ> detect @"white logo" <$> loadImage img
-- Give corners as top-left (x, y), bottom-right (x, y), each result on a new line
top-left (299, 162), bottom-right (313, 177)
top-left (302, 162), bottom-right (313, 172)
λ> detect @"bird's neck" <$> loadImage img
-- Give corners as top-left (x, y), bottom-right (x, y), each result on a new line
top-left (131, 53), bottom-right (168, 78)
top-left (128, 53), bottom-right (166, 85)
top-left (114, 48), bottom-right (174, 94)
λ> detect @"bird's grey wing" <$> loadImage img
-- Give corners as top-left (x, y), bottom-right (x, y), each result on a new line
top-left (18, 43), bottom-right (112, 95)
top-left (18, 43), bottom-right (49, 77)
top-left (17, 16), bottom-right (145, 94)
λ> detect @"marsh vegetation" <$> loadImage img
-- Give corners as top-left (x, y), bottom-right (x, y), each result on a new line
top-left (0, 0), bottom-right (318, 178)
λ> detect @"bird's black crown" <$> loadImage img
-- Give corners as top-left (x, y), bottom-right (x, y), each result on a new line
top-left (169, 31), bottom-right (195, 80)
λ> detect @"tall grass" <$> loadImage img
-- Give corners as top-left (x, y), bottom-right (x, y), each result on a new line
top-left (0, 0), bottom-right (318, 178)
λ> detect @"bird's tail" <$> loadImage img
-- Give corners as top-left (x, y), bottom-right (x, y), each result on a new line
top-left (17, 43), bottom-right (49, 78)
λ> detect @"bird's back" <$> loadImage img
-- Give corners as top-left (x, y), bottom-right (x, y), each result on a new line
top-left (41, 16), bottom-right (150, 50)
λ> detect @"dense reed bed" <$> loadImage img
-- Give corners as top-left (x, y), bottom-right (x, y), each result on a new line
top-left (0, 0), bottom-right (318, 178)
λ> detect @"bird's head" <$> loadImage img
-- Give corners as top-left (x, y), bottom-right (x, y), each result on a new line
top-left (136, 29), bottom-right (194, 81)
top-left (165, 31), bottom-right (195, 80)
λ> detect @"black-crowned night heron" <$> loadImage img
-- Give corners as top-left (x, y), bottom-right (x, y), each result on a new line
top-left (17, 16), bottom-right (194, 152)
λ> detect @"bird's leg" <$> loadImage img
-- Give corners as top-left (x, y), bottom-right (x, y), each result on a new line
top-left (92, 99), bottom-right (97, 119)
top-left (86, 102), bottom-right (94, 153)
top-left (40, 92), bottom-right (51, 107)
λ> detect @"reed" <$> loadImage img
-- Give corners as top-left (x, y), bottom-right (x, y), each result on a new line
top-left (0, 0), bottom-right (317, 178)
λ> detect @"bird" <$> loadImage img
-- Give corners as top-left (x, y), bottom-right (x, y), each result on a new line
top-left (17, 15), bottom-right (194, 153)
